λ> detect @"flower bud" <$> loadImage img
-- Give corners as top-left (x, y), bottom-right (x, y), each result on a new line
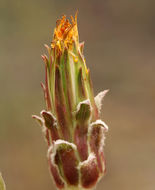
top-left (33, 13), bottom-right (109, 190)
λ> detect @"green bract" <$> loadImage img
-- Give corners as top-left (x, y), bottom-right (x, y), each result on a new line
top-left (0, 173), bottom-right (6, 190)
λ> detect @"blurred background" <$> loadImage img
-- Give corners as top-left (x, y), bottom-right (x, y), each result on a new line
top-left (0, 0), bottom-right (155, 190)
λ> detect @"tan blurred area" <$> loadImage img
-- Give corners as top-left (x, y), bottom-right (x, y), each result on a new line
top-left (0, 0), bottom-right (155, 190)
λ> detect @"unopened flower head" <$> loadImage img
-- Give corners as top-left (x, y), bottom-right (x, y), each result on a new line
top-left (33, 13), bottom-right (109, 190)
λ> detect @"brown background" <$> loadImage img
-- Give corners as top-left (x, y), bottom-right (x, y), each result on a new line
top-left (0, 0), bottom-right (155, 190)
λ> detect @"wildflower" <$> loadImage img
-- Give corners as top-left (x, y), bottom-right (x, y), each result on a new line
top-left (33, 13), bottom-right (109, 190)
